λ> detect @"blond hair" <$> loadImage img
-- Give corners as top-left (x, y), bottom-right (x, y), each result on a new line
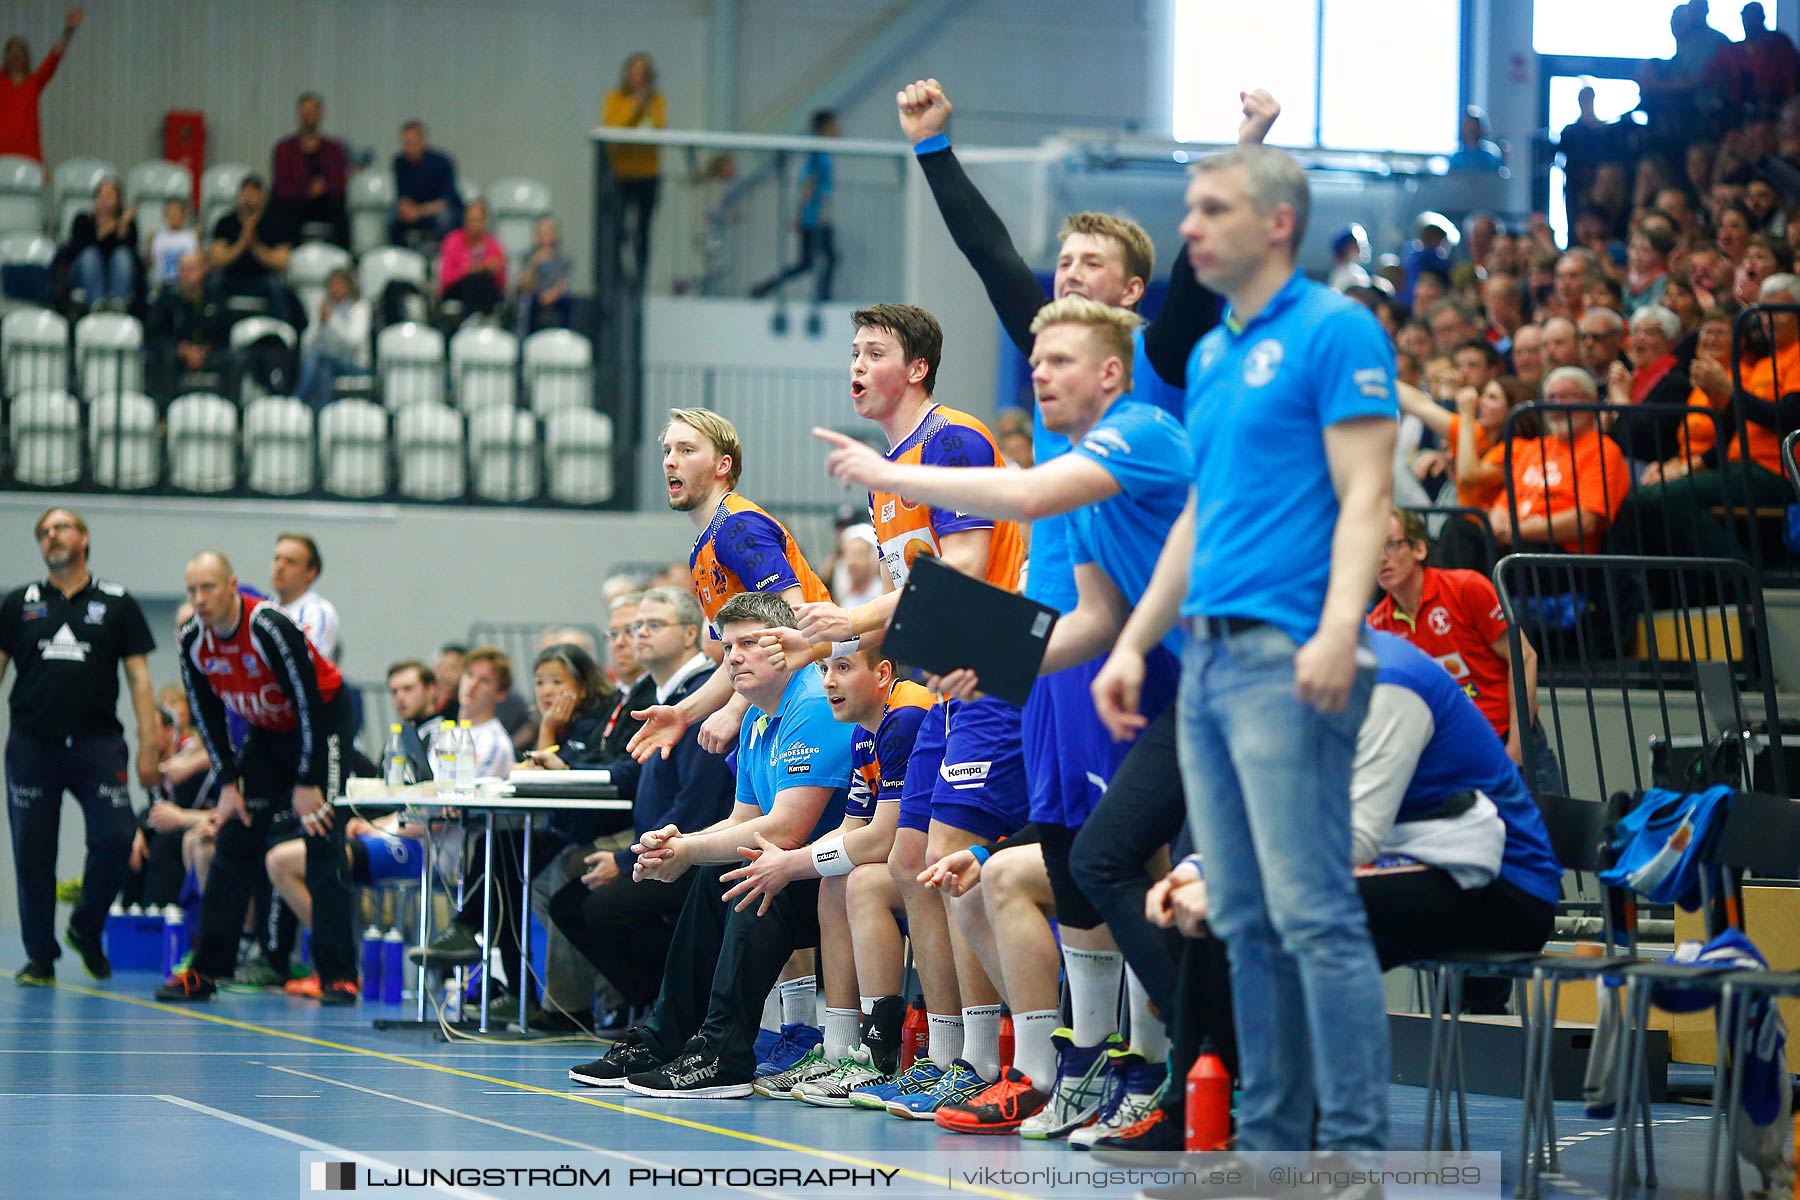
top-left (1029, 296), bottom-right (1142, 391)
top-left (663, 408), bottom-right (743, 489)
top-left (463, 645), bottom-right (513, 696)
top-left (1058, 213), bottom-right (1155, 290)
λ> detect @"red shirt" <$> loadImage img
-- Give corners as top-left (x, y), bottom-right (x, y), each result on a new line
top-left (184, 594), bottom-right (341, 732)
top-left (1367, 567), bottom-right (1514, 737)
top-left (0, 46), bottom-right (62, 162)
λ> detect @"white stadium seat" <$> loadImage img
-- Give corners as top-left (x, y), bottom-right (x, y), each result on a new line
top-left (52, 157), bottom-right (116, 239)
top-left (73, 311), bottom-right (144, 399)
top-left (522, 327), bottom-right (592, 417)
top-left (543, 408), bottom-right (614, 504)
top-left (288, 241), bottom-right (353, 326)
top-left (199, 163), bottom-right (253, 238)
top-left (377, 321), bottom-right (444, 410)
top-left (0, 232), bottom-right (55, 313)
top-left (0, 156), bottom-right (44, 237)
top-left (394, 401), bottom-right (465, 500)
top-left (8, 389), bottom-right (80, 486)
top-left (449, 324), bottom-right (518, 413)
top-left (165, 393), bottom-right (238, 493)
top-left (469, 406), bottom-right (540, 502)
top-left (318, 399), bottom-right (389, 498)
top-left (349, 170), bottom-right (394, 256)
top-left (359, 245), bottom-right (428, 318)
top-left (88, 391), bottom-right (160, 490)
top-left (244, 396), bottom-right (316, 496)
top-left (228, 315), bottom-right (299, 404)
top-left (124, 160), bottom-right (194, 248)
top-left (486, 177), bottom-right (551, 264)
top-left (1, 306), bottom-right (67, 396)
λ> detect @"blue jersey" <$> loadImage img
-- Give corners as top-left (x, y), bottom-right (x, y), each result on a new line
top-left (1027, 327), bottom-right (1185, 612)
top-left (737, 668), bottom-right (857, 843)
top-left (845, 680), bottom-right (933, 821)
top-left (1067, 396), bottom-right (1193, 660)
top-left (1371, 631), bottom-right (1563, 904)
top-left (1183, 271), bottom-right (1396, 641)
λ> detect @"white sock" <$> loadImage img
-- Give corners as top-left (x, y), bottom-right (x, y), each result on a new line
top-left (1063, 946), bottom-right (1123, 1047)
top-left (926, 1012), bottom-right (963, 1064)
top-left (859, 995), bottom-right (876, 1017)
top-left (1126, 966), bottom-right (1170, 1062)
top-left (760, 986), bottom-right (783, 1031)
top-left (779, 975), bottom-right (817, 1027)
top-left (823, 1007), bottom-right (859, 1060)
top-left (961, 1003), bottom-right (1004, 1080)
top-left (1013, 1009), bottom-right (1060, 1092)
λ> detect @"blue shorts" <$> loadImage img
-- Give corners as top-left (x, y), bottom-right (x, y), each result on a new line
top-left (897, 695), bottom-right (1028, 842)
top-left (1024, 649), bottom-right (1181, 828)
top-left (352, 833), bottom-right (425, 884)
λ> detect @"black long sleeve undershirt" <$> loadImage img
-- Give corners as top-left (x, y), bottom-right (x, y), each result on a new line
top-left (1701, 388), bottom-right (1800, 469)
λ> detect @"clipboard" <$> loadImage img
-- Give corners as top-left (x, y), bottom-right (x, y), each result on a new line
top-left (882, 554), bottom-right (1059, 707)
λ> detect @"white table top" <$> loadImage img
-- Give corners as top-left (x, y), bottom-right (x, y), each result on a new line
top-left (334, 791), bottom-right (629, 812)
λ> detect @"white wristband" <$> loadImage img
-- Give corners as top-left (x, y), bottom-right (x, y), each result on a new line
top-left (811, 835), bottom-right (855, 877)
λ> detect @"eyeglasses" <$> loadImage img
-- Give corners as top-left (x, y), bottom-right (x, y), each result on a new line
top-left (1380, 538), bottom-right (1415, 557)
top-left (629, 619), bottom-right (669, 636)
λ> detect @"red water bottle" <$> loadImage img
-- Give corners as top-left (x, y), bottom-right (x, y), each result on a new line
top-left (1186, 1041), bottom-right (1231, 1152)
top-left (900, 996), bottom-right (926, 1070)
top-left (998, 1009), bottom-right (1015, 1071)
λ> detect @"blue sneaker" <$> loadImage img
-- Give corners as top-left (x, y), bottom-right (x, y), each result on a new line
top-left (752, 1027), bottom-right (780, 1062)
top-left (870, 1056), bottom-right (944, 1113)
top-left (753, 1021), bottom-right (822, 1077)
top-left (889, 1057), bottom-right (985, 1120)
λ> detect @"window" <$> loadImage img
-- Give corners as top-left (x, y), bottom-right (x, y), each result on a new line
top-left (1170, 0), bottom-right (1460, 153)
top-left (1544, 75), bottom-right (1644, 246)
top-left (1532, 0), bottom-right (1745, 59)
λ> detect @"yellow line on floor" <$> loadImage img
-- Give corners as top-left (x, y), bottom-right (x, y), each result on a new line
top-left (49, 982), bottom-right (1028, 1200)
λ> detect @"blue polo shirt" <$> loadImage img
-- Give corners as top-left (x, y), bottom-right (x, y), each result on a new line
top-left (1183, 270), bottom-right (1396, 641)
top-left (799, 151), bottom-right (833, 228)
top-left (1029, 327), bottom-right (1186, 613)
top-left (736, 667), bottom-right (856, 842)
top-left (1068, 396), bottom-right (1193, 659)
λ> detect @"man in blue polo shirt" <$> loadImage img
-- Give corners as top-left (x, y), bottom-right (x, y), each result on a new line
top-left (565, 591), bottom-right (854, 1099)
top-left (1094, 144), bottom-right (1399, 1158)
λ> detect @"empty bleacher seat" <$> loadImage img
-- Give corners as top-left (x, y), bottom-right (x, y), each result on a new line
top-left (349, 171), bottom-right (395, 256)
top-left (377, 321), bottom-right (445, 409)
top-left (199, 164), bottom-right (253, 238)
top-left (243, 396), bottom-right (315, 496)
top-left (124, 160), bottom-right (194, 248)
top-left (469, 406), bottom-right (540, 502)
top-left (449, 324), bottom-right (518, 413)
top-left (544, 408), bottom-right (614, 504)
top-left (52, 158), bottom-right (117, 239)
top-left (522, 327), bottom-right (592, 416)
top-left (319, 399), bottom-right (389, 497)
top-left (74, 311), bottom-right (144, 398)
top-left (0, 233), bottom-right (56, 311)
top-left (0, 156), bottom-right (44, 237)
top-left (165, 393), bottom-right (238, 493)
top-left (88, 391), bottom-right (160, 490)
top-left (2, 306), bottom-right (69, 396)
top-left (486, 178), bottom-right (550, 264)
top-left (228, 315), bottom-right (299, 403)
top-left (359, 245), bottom-right (428, 321)
top-left (394, 401), bottom-right (465, 500)
top-left (8, 389), bottom-right (80, 486)
top-left (289, 241), bottom-right (353, 324)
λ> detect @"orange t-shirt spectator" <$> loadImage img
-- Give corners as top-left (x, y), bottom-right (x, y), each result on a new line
top-left (0, 9), bottom-right (81, 163)
top-left (1491, 367), bottom-right (1631, 554)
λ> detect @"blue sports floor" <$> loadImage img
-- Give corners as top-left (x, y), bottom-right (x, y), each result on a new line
top-left (0, 958), bottom-right (1746, 1200)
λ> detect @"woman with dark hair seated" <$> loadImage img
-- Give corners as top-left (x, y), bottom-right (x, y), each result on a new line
top-left (519, 643), bottom-right (617, 771)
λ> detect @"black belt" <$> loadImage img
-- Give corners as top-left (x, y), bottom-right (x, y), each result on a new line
top-left (1189, 615), bottom-right (1268, 639)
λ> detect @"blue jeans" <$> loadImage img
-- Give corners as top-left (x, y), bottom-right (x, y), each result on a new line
top-left (297, 349), bottom-right (369, 412)
top-left (1176, 623), bottom-right (1389, 1151)
top-left (73, 244), bottom-right (135, 305)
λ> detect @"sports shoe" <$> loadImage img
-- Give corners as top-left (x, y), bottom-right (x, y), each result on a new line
top-left (14, 959), bottom-right (54, 987)
top-left (751, 1044), bottom-right (831, 1099)
top-left (55, 878), bottom-right (83, 905)
top-left (1091, 1104), bottom-right (1184, 1161)
top-left (795, 1047), bottom-right (890, 1108)
top-left (1069, 1050), bottom-right (1167, 1149)
top-left (869, 1056), bottom-right (944, 1112)
top-left (623, 1042), bottom-right (754, 1099)
top-left (285, 974), bottom-right (322, 998)
top-left (318, 979), bottom-right (359, 1006)
top-left (407, 924), bottom-right (481, 966)
top-left (221, 945), bottom-right (284, 993)
top-left (154, 967), bottom-right (217, 1002)
top-left (752, 1027), bottom-right (780, 1062)
top-left (569, 1037), bottom-right (665, 1088)
top-left (63, 927), bottom-right (110, 980)
top-left (1020, 1030), bottom-right (1116, 1139)
top-left (888, 1057), bottom-right (985, 1119)
top-left (933, 1066), bottom-right (1047, 1134)
top-left (752, 1021), bottom-right (823, 1077)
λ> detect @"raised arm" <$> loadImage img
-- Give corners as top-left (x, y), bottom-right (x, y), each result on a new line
top-left (816, 426), bottom-right (1120, 521)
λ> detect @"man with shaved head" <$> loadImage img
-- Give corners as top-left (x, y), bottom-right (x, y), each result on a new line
top-left (157, 551), bottom-right (358, 1004)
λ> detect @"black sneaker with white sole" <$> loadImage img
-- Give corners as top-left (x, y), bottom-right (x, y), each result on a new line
top-left (623, 1044), bottom-right (754, 1099)
top-left (569, 1038), bottom-right (666, 1088)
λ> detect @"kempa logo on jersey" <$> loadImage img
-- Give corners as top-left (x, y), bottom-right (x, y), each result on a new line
top-left (39, 624), bottom-right (90, 663)
top-left (941, 760), bottom-right (992, 785)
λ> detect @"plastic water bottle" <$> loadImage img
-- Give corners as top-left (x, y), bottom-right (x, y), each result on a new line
top-left (161, 904), bottom-right (188, 977)
top-left (434, 719), bottom-right (458, 794)
top-left (381, 929), bottom-right (405, 1004)
top-left (900, 996), bottom-right (926, 1071)
top-left (998, 1008), bottom-right (1015, 1072)
top-left (362, 927), bottom-right (384, 998)
top-left (1186, 1039), bottom-right (1232, 1152)
top-left (455, 720), bottom-right (477, 793)
top-left (105, 901), bottom-right (126, 961)
top-left (384, 723), bottom-right (409, 786)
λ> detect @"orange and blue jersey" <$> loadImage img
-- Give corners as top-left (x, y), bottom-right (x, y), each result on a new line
top-left (870, 404), bottom-right (1025, 593)
top-left (689, 493), bottom-right (831, 636)
top-left (845, 679), bottom-right (934, 821)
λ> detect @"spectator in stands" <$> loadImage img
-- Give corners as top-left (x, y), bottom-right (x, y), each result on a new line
top-left (1511, 323), bottom-right (1546, 388)
top-left (271, 91), bottom-right (349, 249)
top-left (1427, 299), bottom-right (1477, 351)
top-left (296, 267), bottom-right (371, 412)
top-left (602, 52), bottom-right (666, 283)
top-left (1662, 270), bottom-right (1705, 356)
top-left (1586, 273), bottom-right (1626, 313)
top-left (209, 175), bottom-right (294, 317)
top-left (1481, 272), bottom-right (1525, 353)
top-left (1655, 186), bottom-right (1699, 235)
top-left (1453, 339), bottom-right (1503, 394)
top-left (1716, 3), bottom-right (1799, 110)
top-left (1449, 105), bottom-right (1504, 173)
top-left (147, 198), bottom-right (197, 293)
top-left (1718, 202), bottom-right (1753, 263)
top-left (389, 119), bottom-right (460, 250)
top-left (1551, 251), bottom-right (1592, 321)
top-left (63, 175), bottom-right (138, 312)
top-left (995, 407), bottom-right (1034, 468)
top-left (436, 199), bottom-right (507, 327)
top-left (1398, 374), bottom-right (1538, 562)
top-left (1541, 315), bottom-right (1581, 370)
top-left (1585, 165), bottom-right (1633, 243)
top-left (1491, 366), bottom-right (1631, 554)
top-left (830, 524), bottom-right (883, 610)
top-left (1686, 240), bottom-right (1731, 309)
top-left (1623, 222), bottom-right (1676, 314)
top-left (1328, 224), bottom-right (1372, 292)
top-left (1404, 213), bottom-right (1455, 304)
top-left (750, 109), bottom-right (842, 303)
top-left (1558, 86), bottom-right (1614, 231)
top-left (0, 8), bottom-right (80, 162)
top-left (1733, 231), bottom-right (1793, 304)
top-left (1395, 319), bottom-right (1434, 363)
top-left (1579, 306), bottom-right (1629, 378)
top-left (1605, 304), bottom-right (1694, 469)
top-left (515, 216), bottom-right (573, 331)
top-left (1744, 176), bottom-right (1784, 237)
top-left (145, 251), bottom-right (229, 402)
top-left (1659, 306), bottom-right (1738, 472)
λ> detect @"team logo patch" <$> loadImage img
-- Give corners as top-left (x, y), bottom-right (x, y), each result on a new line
top-left (243, 654), bottom-right (263, 676)
top-left (1353, 367), bottom-right (1392, 400)
top-left (880, 500), bottom-right (896, 522)
top-left (940, 759), bottom-right (992, 789)
top-left (39, 624), bottom-right (90, 663)
top-left (1242, 339), bottom-right (1284, 387)
top-left (1427, 606), bottom-right (1452, 636)
top-left (22, 603), bottom-right (46, 621)
top-left (84, 601), bottom-right (107, 625)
